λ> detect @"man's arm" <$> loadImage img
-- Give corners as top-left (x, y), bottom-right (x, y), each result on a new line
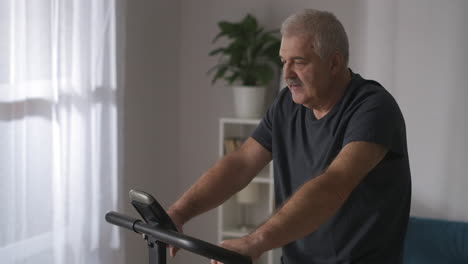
top-left (168, 137), bottom-right (272, 230)
top-left (212, 141), bottom-right (388, 262)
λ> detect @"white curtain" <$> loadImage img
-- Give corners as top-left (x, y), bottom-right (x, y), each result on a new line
top-left (0, 0), bottom-right (125, 263)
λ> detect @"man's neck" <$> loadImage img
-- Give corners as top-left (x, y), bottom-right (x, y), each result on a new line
top-left (312, 69), bottom-right (352, 120)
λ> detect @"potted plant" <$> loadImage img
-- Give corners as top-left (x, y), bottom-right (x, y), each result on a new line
top-left (208, 14), bottom-right (281, 119)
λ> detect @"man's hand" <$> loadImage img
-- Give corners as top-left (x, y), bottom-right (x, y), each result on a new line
top-left (210, 235), bottom-right (264, 264)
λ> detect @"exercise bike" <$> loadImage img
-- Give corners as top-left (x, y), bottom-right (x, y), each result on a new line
top-left (105, 189), bottom-right (252, 264)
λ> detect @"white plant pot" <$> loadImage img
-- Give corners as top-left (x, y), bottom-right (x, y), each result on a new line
top-left (233, 85), bottom-right (266, 119)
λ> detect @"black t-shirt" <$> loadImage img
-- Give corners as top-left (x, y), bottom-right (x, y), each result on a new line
top-left (251, 71), bottom-right (411, 263)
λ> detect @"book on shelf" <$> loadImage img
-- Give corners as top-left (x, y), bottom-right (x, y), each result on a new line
top-left (223, 137), bottom-right (246, 155)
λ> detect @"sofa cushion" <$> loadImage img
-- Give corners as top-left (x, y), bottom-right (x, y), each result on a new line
top-left (404, 216), bottom-right (468, 264)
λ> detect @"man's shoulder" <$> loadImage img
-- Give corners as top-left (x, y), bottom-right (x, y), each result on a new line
top-left (346, 74), bottom-right (397, 108)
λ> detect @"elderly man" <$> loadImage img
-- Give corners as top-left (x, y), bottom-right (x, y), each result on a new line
top-left (168, 9), bottom-right (411, 264)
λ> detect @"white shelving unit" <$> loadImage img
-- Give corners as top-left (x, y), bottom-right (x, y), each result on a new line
top-left (217, 118), bottom-right (281, 264)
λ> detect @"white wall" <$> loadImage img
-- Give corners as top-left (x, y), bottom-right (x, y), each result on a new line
top-left (351, 0), bottom-right (468, 222)
top-left (123, 1), bottom-right (181, 263)
top-left (391, 0), bottom-right (468, 221)
top-left (124, 0), bottom-right (468, 263)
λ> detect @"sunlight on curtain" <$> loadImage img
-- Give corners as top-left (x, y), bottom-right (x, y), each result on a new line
top-left (0, 0), bottom-right (124, 263)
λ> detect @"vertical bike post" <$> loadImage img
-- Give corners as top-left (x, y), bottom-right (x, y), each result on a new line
top-left (146, 235), bottom-right (166, 264)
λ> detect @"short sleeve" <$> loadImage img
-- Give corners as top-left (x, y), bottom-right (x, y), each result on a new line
top-left (251, 102), bottom-right (274, 152)
top-left (343, 86), bottom-right (406, 156)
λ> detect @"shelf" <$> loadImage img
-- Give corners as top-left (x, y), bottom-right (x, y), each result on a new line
top-left (252, 177), bottom-right (272, 184)
top-left (220, 117), bottom-right (261, 125)
top-left (222, 229), bottom-right (251, 238)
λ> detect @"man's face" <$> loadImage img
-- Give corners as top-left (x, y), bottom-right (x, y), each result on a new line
top-left (279, 35), bottom-right (333, 108)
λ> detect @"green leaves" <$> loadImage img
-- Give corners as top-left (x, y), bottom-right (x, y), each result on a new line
top-left (208, 13), bottom-right (281, 86)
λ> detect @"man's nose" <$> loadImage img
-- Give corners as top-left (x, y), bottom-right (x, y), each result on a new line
top-left (283, 63), bottom-right (296, 79)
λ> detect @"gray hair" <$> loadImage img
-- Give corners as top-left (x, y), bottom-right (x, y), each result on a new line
top-left (281, 9), bottom-right (349, 66)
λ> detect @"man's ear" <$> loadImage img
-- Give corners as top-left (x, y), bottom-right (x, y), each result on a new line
top-left (329, 52), bottom-right (344, 75)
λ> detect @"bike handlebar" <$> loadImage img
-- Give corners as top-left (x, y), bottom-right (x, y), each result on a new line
top-left (105, 211), bottom-right (252, 264)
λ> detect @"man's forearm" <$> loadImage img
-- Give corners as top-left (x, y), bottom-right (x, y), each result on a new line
top-left (249, 171), bottom-right (348, 252)
top-left (169, 150), bottom-right (261, 224)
